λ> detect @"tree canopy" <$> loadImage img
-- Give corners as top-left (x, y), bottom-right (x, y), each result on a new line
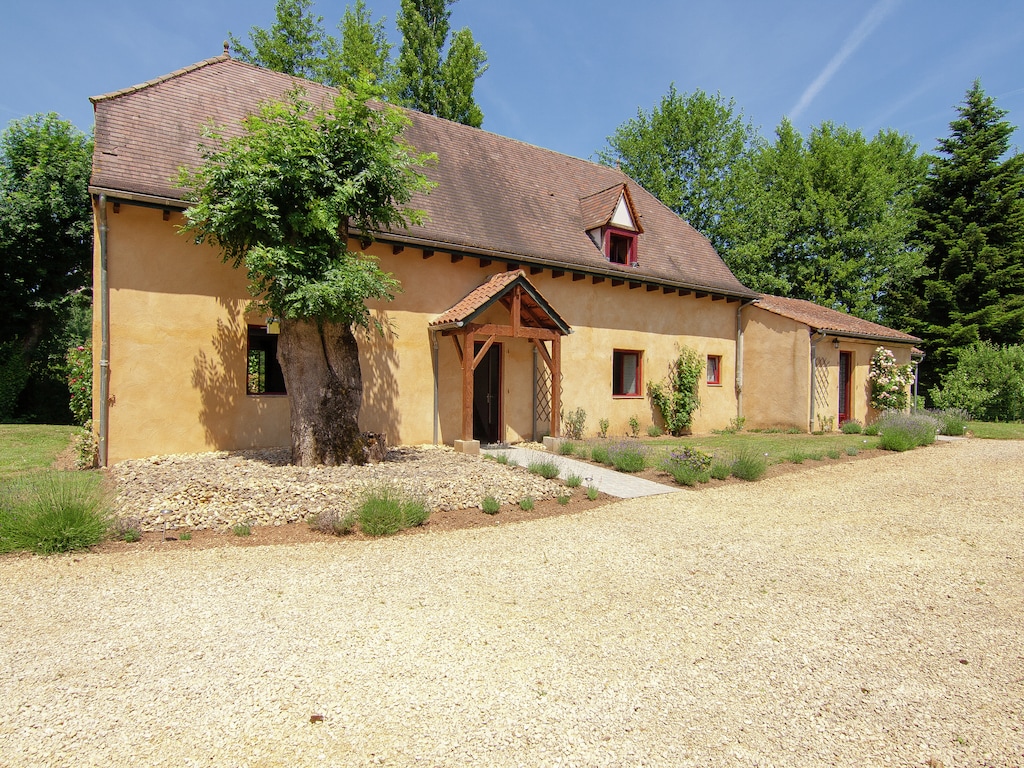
top-left (0, 113), bottom-right (93, 421)
top-left (178, 82), bottom-right (435, 465)
top-left (904, 81), bottom-right (1024, 389)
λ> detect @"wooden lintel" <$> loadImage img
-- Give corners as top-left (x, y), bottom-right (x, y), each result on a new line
top-left (530, 266), bottom-right (544, 275)
top-left (422, 249), bottom-right (434, 259)
top-left (592, 276), bottom-right (605, 285)
top-left (572, 273), bottom-right (585, 281)
top-left (628, 282), bottom-right (641, 290)
top-left (551, 270), bottom-right (564, 279)
top-left (392, 245), bottom-right (405, 255)
top-left (463, 322), bottom-right (560, 341)
top-left (450, 254), bottom-right (463, 263)
top-left (611, 279), bottom-right (624, 287)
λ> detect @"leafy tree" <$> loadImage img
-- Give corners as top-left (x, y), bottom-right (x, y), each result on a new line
top-left (0, 113), bottom-right (93, 422)
top-left (178, 83), bottom-right (435, 466)
top-left (395, 0), bottom-right (487, 127)
top-left (727, 120), bottom-right (926, 322)
top-left (338, 0), bottom-right (395, 94)
top-left (905, 81), bottom-right (1024, 390)
top-left (229, 0), bottom-right (345, 86)
top-left (598, 85), bottom-right (756, 259)
top-left (929, 341), bottom-right (1024, 421)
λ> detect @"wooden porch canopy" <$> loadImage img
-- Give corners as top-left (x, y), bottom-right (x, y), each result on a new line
top-left (429, 270), bottom-right (572, 441)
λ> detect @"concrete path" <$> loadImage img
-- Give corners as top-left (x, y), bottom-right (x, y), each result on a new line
top-left (482, 446), bottom-right (678, 499)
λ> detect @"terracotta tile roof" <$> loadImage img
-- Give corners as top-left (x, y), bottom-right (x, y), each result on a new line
top-left (430, 270), bottom-right (570, 334)
top-left (90, 55), bottom-right (755, 298)
top-left (579, 183), bottom-right (642, 232)
top-left (754, 294), bottom-right (919, 343)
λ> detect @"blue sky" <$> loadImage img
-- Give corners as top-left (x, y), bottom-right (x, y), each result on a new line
top-left (2, 0), bottom-right (1023, 161)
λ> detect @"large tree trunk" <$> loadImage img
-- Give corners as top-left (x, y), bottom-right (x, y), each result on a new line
top-left (276, 319), bottom-right (366, 466)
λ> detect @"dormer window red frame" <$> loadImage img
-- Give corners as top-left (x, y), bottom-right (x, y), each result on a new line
top-left (603, 226), bottom-right (637, 266)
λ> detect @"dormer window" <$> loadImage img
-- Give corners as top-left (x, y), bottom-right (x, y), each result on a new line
top-left (605, 227), bottom-right (637, 265)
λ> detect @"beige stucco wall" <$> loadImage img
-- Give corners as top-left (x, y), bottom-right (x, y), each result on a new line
top-left (741, 305), bottom-right (915, 432)
top-left (96, 200), bottom-right (751, 461)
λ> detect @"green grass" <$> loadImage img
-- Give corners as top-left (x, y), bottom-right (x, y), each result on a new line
top-left (0, 472), bottom-right (112, 554)
top-left (729, 448), bottom-right (768, 481)
top-left (640, 432), bottom-right (880, 471)
top-left (967, 421), bottom-right (1024, 439)
top-left (0, 425), bottom-right (80, 479)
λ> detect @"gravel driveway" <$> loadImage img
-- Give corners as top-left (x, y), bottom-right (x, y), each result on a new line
top-left (2, 438), bottom-right (1022, 767)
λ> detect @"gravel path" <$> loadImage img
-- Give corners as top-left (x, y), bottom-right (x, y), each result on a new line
top-left (2, 439), bottom-right (1023, 767)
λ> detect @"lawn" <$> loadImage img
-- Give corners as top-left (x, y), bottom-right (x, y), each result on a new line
top-left (967, 421), bottom-right (1024, 439)
top-left (0, 424), bottom-right (80, 479)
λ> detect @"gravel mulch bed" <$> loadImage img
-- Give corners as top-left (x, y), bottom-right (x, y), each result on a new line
top-left (2, 438), bottom-right (1023, 767)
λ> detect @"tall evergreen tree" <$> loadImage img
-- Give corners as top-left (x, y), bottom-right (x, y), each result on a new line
top-left (395, 0), bottom-right (487, 127)
top-left (229, 0), bottom-right (344, 86)
top-left (338, 0), bottom-right (395, 95)
top-left (907, 81), bottom-right (1024, 390)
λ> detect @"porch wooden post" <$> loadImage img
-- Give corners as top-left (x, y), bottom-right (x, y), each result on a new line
top-left (550, 335), bottom-right (561, 438)
top-left (462, 331), bottom-right (475, 441)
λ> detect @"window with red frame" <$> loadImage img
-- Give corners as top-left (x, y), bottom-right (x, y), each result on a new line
top-left (706, 355), bottom-right (722, 386)
top-left (613, 350), bottom-right (642, 396)
top-left (604, 227), bottom-right (637, 265)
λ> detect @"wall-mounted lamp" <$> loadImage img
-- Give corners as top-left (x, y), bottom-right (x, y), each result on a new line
top-left (832, 338), bottom-right (841, 349)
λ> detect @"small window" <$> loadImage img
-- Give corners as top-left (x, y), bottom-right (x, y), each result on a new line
top-left (604, 227), bottom-right (637, 265)
top-left (247, 325), bottom-right (287, 395)
top-left (706, 355), bottom-right (721, 386)
top-left (613, 350), bottom-right (642, 397)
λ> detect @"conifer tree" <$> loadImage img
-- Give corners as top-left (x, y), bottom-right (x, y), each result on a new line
top-left (908, 81), bottom-right (1024, 390)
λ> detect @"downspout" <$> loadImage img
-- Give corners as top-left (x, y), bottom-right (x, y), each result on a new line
top-left (808, 330), bottom-right (827, 432)
top-left (913, 350), bottom-right (925, 408)
top-left (735, 299), bottom-right (756, 424)
top-left (431, 329), bottom-right (440, 445)
top-left (97, 194), bottom-right (110, 467)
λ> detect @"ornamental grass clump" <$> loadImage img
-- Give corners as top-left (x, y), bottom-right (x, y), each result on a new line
top-left (590, 444), bottom-right (610, 465)
top-left (661, 447), bottom-right (712, 486)
top-left (481, 495), bottom-right (500, 515)
top-left (357, 483), bottom-right (429, 536)
top-left (0, 472), bottom-right (111, 555)
top-left (840, 419), bottom-right (863, 434)
top-left (607, 441), bottom-right (647, 473)
top-left (930, 407), bottom-right (970, 436)
top-left (875, 411), bottom-right (939, 452)
top-left (528, 460), bottom-right (560, 480)
top-left (730, 448), bottom-right (768, 481)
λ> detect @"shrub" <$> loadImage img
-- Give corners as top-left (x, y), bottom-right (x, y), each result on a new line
top-left (730, 448), bottom-right (767, 481)
top-left (563, 407), bottom-right (587, 441)
top-left (863, 422), bottom-right (880, 436)
top-left (481, 495), bottom-right (500, 515)
top-left (308, 509), bottom-right (356, 535)
top-left (931, 407), bottom-right (970, 436)
top-left (840, 419), bottom-right (863, 434)
top-left (590, 444), bottom-right (610, 465)
top-left (646, 424), bottom-right (663, 437)
top-left (647, 346), bottom-right (703, 435)
top-left (528, 460), bottom-right (560, 479)
top-left (565, 473), bottom-right (583, 488)
top-left (558, 441), bottom-right (576, 456)
top-left (586, 485), bottom-right (599, 500)
top-left (661, 446), bottom-right (713, 486)
top-left (0, 473), bottom-right (111, 554)
top-left (710, 458), bottom-right (732, 480)
top-left (357, 483), bottom-right (429, 536)
top-left (557, 494), bottom-right (570, 506)
top-left (874, 411), bottom-right (939, 452)
top-left (868, 346), bottom-right (914, 412)
top-left (628, 416), bottom-right (641, 439)
top-left (930, 341), bottom-right (1024, 422)
top-left (846, 445), bottom-right (860, 456)
top-left (232, 522), bottom-right (252, 537)
top-left (607, 441), bottom-right (647, 473)
top-left (66, 344), bottom-right (93, 426)
top-left (598, 418), bottom-right (610, 439)
top-left (519, 496), bottom-right (534, 511)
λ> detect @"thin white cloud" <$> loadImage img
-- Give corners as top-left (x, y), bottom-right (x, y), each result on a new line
top-left (790, 0), bottom-right (901, 121)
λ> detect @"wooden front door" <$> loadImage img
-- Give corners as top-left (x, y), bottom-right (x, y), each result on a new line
top-left (473, 341), bottom-right (501, 444)
top-left (839, 351), bottom-right (853, 425)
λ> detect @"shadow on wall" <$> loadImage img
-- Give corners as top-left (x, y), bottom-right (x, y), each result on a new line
top-left (192, 311), bottom-right (271, 449)
top-left (358, 310), bottom-right (400, 442)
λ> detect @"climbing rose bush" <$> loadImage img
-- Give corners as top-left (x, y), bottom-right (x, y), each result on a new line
top-left (868, 346), bottom-right (913, 412)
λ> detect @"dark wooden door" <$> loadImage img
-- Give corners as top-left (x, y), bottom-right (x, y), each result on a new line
top-left (473, 342), bottom-right (501, 443)
top-left (839, 351), bottom-right (853, 424)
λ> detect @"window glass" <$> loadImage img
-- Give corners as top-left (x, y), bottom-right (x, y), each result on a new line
top-left (707, 355), bottom-right (721, 385)
top-left (613, 350), bottom-right (642, 396)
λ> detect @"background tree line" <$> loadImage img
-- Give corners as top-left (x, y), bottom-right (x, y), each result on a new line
top-left (600, 81), bottom-right (1024, 410)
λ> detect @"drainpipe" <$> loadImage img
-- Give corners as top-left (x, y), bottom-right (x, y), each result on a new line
top-left (808, 329), bottom-right (827, 432)
top-left (734, 299), bottom-right (756, 424)
top-left (913, 350), bottom-right (925, 409)
top-left (97, 194), bottom-right (110, 467)
top-left (431, 329), bottom-right (440, 445)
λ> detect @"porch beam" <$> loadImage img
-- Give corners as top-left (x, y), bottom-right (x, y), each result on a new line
top-left (550, 335), bottom-right (561, 438)
top-left (471, 335), bottom-right (497, 370)
top-left (462, 331), bottom-right (476, 440)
